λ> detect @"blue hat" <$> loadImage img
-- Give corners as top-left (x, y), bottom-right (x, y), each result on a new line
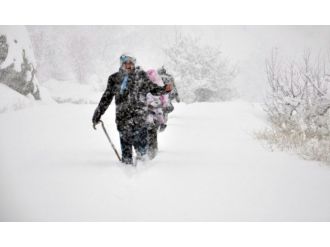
top-left (120, 54), bottom-right (136, 66)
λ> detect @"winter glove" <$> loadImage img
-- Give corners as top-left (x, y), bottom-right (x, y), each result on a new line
top-left (164, 104), bottom-right (174, 113)
top-left (92, 108), bottom-right (102, 130)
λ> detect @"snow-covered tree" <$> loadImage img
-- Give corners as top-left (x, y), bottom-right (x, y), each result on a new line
top-left (0, 26), bottom-right (41, 100)
top-left (164, 33), bottom-right (236, 103)
top-left (260, 49), bottom-right (330, 162)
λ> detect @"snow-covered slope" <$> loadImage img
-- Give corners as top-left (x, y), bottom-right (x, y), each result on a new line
top-left (0, 101), bottom-right (330, 221)
top-left (0, 26), bottom-right (54, 112)
top-left (0, 84), bottom-right (34, 113)
top-left (0, 84), bottom-right (55, 113)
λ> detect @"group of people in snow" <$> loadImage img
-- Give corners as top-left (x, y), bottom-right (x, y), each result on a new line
top-left (92, 54), bottom-right (180, 165)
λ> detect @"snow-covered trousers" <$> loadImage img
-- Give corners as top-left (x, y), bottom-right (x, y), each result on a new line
top-left (119, 124), bottom-right (148, 164)
top-left (147, 125), bottom-right (158, 159)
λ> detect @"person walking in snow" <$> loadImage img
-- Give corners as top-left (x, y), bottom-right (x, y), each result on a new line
top-left (92, 54), bottom-right (173, 165)
top-left (157, 66), bottom-right (180, 132)
top-left (145, 69), bottom-right (169, 159)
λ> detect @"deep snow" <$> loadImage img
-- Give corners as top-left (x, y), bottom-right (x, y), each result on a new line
top-left (1, 101), bottom-right (330, 221)
top-left (0, 84), bottom-right (54, 113)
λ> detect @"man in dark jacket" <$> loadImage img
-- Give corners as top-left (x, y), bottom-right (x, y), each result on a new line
top-left (92, 54), bottom-right (172, 165)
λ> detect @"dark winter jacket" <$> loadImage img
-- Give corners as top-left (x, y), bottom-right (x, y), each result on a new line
top-left (93, 67), bottom-right (168, 131)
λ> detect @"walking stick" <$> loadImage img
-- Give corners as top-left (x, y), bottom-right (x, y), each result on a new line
top-left (95, 120), bottom-right (122, 162)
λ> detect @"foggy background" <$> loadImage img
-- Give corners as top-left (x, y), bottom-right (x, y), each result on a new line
top-left (27, 26), bottom-right (330, 102)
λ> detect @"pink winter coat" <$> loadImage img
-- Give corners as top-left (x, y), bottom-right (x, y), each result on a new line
top-left (146, 69), bottom-right (170, 125)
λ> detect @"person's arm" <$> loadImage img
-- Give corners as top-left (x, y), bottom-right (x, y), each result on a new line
top-left (163, 73), bottom-right (180, 102)
top-left (149, 82), bottom-right (172, 95)
top-left (172, 80), bottom-right (180, 102)
top-left (92, 75), bottom-right (115, 128)
top-left (140, 70), bottom-right (172, 96)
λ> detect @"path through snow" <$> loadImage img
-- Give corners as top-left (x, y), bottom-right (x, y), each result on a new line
top-left (1, 101), bottom-right (330, 221)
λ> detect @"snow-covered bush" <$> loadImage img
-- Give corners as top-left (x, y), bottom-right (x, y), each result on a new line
top-left (0, 26), bottom-right (41, 100)
top-left (164, 33), bottom-right (237, 103)
top-left (258, 49), bottom-right (330, 163)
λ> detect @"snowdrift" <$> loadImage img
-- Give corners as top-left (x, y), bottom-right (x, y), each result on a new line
top-left (0, 84), bottom-right (55, 113)
top-left (1, 100), bottom-right (330, 221)
top-left (0, 84), bottom-right (34, 113)
top-left (43, 79), bottom-right (103, 104)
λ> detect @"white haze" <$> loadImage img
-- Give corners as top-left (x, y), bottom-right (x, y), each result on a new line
top-left (27, 26), bottom-right (330, 102)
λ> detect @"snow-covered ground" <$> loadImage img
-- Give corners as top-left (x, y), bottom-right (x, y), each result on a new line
top-left (42, 79), bottom-right (103, 104)
top-left (1, 100), bottom-right (330, 221)
top-left (0, 84), bottom-right (54, 113)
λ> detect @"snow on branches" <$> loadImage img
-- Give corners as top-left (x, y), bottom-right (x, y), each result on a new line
top-left (260, 49), bottom-right (330, 163)
top-left (163, 33), bottom-right (237, 103)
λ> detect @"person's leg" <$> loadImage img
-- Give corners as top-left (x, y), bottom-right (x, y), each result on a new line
top-left (133, 125), bottom-right (148, 158)
top-left (148, 126), bottom-right (158, 159)
top-left (119, 126), bottom-right (134, 164)
top-left (159, 113), bottom-right (168, 132)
